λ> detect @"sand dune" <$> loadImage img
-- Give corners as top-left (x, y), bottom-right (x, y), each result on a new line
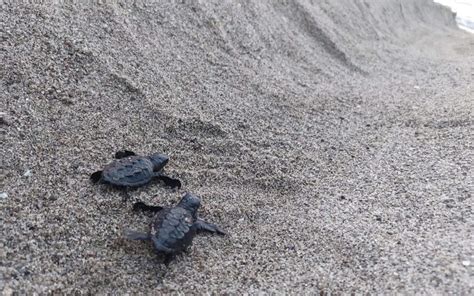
top-left (1, 0), bottom-right (473, 294)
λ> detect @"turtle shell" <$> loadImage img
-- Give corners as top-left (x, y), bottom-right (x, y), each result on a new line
top-left (102, 156), bottom-right (155, 187)
top-left (150, 207), bottom-right (197, 254)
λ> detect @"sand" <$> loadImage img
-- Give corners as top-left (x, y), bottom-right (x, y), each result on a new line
top-left (1, 0), bottom-right (473, 294)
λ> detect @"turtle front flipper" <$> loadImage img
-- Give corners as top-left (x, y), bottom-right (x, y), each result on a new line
top-left (195, 218), bottom-right (226, 235)
top-left (115, 150), bottom-right (136, 159)
top-left (123, 229), bottom-right (150, 240)
top-left (133, 201), bottom-right (164, 213)
top-left (90, 170), bottom-right (103, 183)
top-left (154, 173), bottom-right (182, 189)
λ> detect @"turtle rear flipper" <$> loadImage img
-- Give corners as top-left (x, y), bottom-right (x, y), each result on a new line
top-left (115, 150), bottom-right (136, 159)
top-left (90, 171), bottom-right (103, 183)
top-left (123, 229), bottom-right (150, 240)
top-left (195, 218), bottom-right (226, 235)
top-left (155, 174), bottom-right (181, 189)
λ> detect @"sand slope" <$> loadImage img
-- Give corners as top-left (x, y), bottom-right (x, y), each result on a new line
top-left (1, 0), bottom-right (473, 294)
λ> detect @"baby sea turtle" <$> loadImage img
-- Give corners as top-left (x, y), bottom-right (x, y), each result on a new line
top-left (90, 150), bottom-right (181, 189)
top-left (125, 192), bottom-right (225, 264)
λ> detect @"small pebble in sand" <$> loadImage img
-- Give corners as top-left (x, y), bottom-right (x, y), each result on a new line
top-left (0, 112), bottom-right (12, 125)
top-left (0, 192), bottom-right (8, 199)
top-left (2, 287), bottom-right (14, 296)
top-left (23, 170), bottom-right (32, 177)
top-left (461, 260), bottom-right (470, 266)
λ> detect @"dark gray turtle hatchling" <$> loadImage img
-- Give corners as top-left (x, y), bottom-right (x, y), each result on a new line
top-left (90, 150), bottom-right (181, 189)
top-left (125, 192), bottom-right (225, 264)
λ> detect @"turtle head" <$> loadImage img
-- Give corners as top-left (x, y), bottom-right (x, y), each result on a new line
top-left (148, 153), bottom-right (169, 171)
top-left (177, 192), bottom-right (201, 215)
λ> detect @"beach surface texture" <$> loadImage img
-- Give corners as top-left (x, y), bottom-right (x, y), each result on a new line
top-left (1, 0), bottom-right (473, 294)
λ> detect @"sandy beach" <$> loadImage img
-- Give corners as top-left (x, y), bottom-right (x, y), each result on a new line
top-left (1, 0), bottom-right (473, 294)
